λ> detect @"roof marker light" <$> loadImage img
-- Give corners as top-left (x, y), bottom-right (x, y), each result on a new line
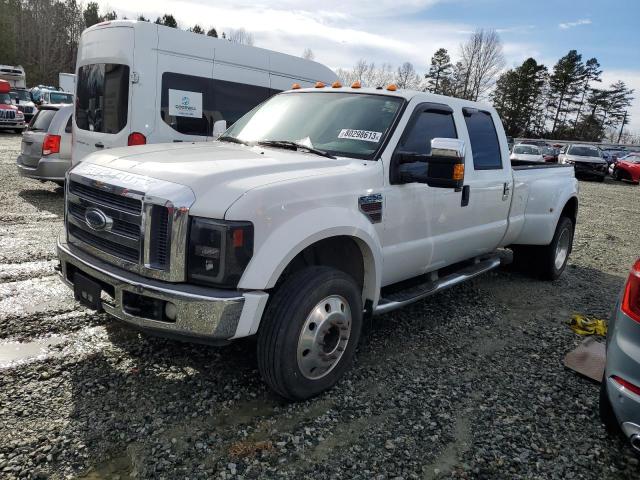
top-left (351, 81), bottom-right (362, 89)
top-left (331, 81), bottom-right (342, 88)
top-left (386, 84), bottom-right (398, 91)
top-left (315, 82), bottom-right (325, 88)
top-left (291, 83), bottom-right (301, 90)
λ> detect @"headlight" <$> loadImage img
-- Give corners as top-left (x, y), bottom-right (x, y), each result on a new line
top-left (563, 158), bottom-right (575, 165)
top-left (16, 111), bottom-right (24, 119)
top-left (187, 217), bottom-right (254, 288)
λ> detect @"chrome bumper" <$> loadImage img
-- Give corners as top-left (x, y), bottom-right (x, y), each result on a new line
top-left (57, 235), bottom-right (252, 343)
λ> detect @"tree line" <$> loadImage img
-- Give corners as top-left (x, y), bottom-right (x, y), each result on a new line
top-left (338, 29), bottom-right (635, 143)
top-left (0, 0), bottom-right (254, 87)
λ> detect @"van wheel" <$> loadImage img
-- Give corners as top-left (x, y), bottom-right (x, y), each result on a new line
top-left (14, 129), bottom-right (23, 134)
top-left (538, 216), bottom-right (574, 280)
top-left (257, 266), bottom-right (362, 401)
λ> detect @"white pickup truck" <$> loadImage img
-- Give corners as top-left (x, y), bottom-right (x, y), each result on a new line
top-left (57, 85), bottom-right (578, 400)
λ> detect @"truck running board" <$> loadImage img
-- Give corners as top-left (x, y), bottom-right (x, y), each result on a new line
top-left (373, 255), bottom-right (502, 316)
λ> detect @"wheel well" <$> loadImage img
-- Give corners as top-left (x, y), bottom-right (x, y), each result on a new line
top-left (277, 236), bottom-right (365, 290)
top-left (561, 197), bottom-right (578, 224)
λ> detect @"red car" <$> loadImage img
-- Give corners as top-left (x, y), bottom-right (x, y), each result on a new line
top-left (0, 79), bottom-right (25, 133)
top-left (613, 153), bottom-right (640, 184)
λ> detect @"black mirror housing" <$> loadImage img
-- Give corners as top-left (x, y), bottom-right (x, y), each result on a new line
top-left (394, 138), bottom-right (466, 189)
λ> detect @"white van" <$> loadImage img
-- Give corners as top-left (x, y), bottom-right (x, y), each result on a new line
top-left (73, 20), bottom-right (337, 163)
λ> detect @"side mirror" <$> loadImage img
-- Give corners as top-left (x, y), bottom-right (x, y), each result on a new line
top-left (396, 138), bottom-right (465, 189)
top-left (212, 120), bottom-right (227, 139)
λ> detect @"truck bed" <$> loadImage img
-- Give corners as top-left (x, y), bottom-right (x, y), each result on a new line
top-left (511, 160), bottom-right (570, 170)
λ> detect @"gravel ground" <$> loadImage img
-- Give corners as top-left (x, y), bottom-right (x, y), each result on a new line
top-left (1, 131), bottom-right (639, 479)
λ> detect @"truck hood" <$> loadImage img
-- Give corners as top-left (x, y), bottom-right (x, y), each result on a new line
top-left (74, 141), bottom-right (358, 218)
top-left (564, 154), bottom-right (605, 164)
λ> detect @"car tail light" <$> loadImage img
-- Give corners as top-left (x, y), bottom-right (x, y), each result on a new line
top-left (42, 134), bottom-right (61, 156)
top-left (622, 258), bottom-right (640, 323)
top-left (128, 132), bottom-right (146, 146)
top-left (612, 375), bottom-right (640, 396)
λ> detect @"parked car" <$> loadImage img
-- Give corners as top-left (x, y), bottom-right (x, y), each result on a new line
top-left (520, 139), bottom-right (548, 148)
top-left (38, 89), bottom-right (74, 106)
top-left (559, 144), bottom-right (608, 181)
top-left (510, 144), bottom-right (544, 163)
top-left (10, 88), bottom-right (37, 123)
top-left (541, 146), bottom-right (559, 163)
top-left (0, 79), bottom-right (25, 133)
top-left (612, 153), bottom-right (640, 184)
top-left (16, 104), bottom-right (72, 185)
top-left (601, 258), bottom-right (640, 454)
top-left (57, 85), bottom-right (579, 400)
top-left (72, 20), bottom-right (338, 164)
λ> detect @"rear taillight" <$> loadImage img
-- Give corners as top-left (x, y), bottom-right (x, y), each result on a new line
top-left (128, 132), bottom-right (146, 146)
top-left (612, 375), bottom-right (640, 396)
top-left (622, 259), bottom-right (640, 323)
top-left (42, 134), bottom-right (61, 156)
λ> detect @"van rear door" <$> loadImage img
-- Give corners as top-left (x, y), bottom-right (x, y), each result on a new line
top-left (73, 26), bottom-right (134, 163)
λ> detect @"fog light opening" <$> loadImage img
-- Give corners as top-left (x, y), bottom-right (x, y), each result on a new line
top-left (165, 302), bottom-right (178, 321)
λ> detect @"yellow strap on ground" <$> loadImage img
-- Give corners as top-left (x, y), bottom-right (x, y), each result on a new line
top-left (569, 314), bottom-right (607, 336)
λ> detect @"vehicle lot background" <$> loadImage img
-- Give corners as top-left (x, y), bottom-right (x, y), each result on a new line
top-left (0, 131), bottom-right (639, 479)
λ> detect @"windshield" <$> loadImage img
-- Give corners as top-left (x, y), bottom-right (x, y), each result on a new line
top-left (10, 90), bottom-right (30, 101)
top-left (568, 145), bottom-right (600, 157)
top-left (513, 145), bottom-right (540, 155)
top-left (223, 92), bottom-right (404, 159)
top-left (49, 92), bottom-right (73, 104)
top-left (621, 153), bottom-right (640, 163)
top-left (0, 93), bottom-right (11, 105)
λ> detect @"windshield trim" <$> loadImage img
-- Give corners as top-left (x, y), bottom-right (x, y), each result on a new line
top-left (227, 90), bottom-right (408, 161)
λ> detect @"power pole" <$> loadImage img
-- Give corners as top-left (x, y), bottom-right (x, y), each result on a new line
top-left (617, 110), bottom-right (627, 144)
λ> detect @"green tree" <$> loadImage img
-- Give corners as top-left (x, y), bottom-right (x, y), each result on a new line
top-left (83, 2), bottom-right (101, 28)
top-left (102, 10), bottom-right (117, 21)
top-left (206, 27), bottom-right (218, 37)
top-left (137, 15), bottom-right (149, 22)
top-left (572, 57), bottom-right (601, 134)
top-left (425, 48), bottom-right (452, 94)
top-left (189, 24), bottom-right (204, 34)
top-left (548, 50), bottom-right (585, 136)
top-left (155, 14), bottom-right (177, 28)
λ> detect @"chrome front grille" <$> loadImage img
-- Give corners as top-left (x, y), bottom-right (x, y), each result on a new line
top-left (65, 163), bottom-right (195, 282)
top-left (0, 110), bottom-right (16, 120)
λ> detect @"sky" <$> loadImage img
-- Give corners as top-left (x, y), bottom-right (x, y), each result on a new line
top-left (96, 0), bottom-right (640, 133)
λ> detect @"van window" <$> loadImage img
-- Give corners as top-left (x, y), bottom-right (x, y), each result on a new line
top-left (400, 109), bottom-right (457, 155)
top-left (160, 72), bottom-right (274, 136)
top-left (29, 109), bottom-right (57, 132)
top-left (76, 63), bottom-right (130, 134)
top-left (463, 109), bottom-right (502, 170)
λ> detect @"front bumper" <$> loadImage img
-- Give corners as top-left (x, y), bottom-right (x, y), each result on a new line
top-left (0, 119), bottom-right (25, 130)
top-left (573, 162), bottom-right (607, 178)
top-left (57, 235), bottom-right (267, 343)
top-left (17, 154), bottom-right (69, 181)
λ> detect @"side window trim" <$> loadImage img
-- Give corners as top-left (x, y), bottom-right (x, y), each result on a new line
top-left (397, 102), bottom-right (456, 149)
top-left (462, 107), bottom-right (503, 171)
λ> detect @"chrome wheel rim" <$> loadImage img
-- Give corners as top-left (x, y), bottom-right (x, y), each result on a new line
top-left (554, 226), bottom-right (571, 270)
top-left (297, 295), bottom-right (352, 380)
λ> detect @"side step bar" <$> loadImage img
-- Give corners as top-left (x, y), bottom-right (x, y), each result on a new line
top-left (373, 255), bottom-right (502, 316)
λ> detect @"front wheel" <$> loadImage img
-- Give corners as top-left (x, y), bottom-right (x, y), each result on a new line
top-left (257, 266), bottom-right (363, 401)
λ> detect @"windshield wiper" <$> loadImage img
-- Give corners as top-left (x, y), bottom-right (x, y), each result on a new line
top-left (218, 135), bottom-right (251, 146)
top-left (257, 140), bottom-right (336, 159)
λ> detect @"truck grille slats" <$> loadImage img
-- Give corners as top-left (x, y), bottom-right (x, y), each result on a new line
top-left (66, 179), bottom-right (172, 272)
top-left (0, 110), bottom-right (16, 120)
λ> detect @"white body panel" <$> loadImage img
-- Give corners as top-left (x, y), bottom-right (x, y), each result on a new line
top-left (72, 20), bottom-right (337, 165)
top-left (67, 87), bottom-right (578, 340)
top-left (0, 64), bottom-right (26, 88)
top-left (58, 73), bottom-right (76, 94)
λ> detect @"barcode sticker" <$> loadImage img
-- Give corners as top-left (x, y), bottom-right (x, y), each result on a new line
top-left (338, 129), bottom-right (382, 143)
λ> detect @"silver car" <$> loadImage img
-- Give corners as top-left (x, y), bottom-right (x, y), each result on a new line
top-left (16, 104), bottom-right (72, 185)
top-left (601, 257), bottom-right (640, 454)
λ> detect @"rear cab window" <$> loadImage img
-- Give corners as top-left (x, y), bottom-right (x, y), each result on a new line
top-left (76, 63), bottom-right (130, 134)
top-left (463, 108), bottom-right (503, 170)
top-left (29, 109), bottom-right (58, 132)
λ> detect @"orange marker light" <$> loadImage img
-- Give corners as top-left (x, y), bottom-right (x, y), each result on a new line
top-left (315, 81), bottom-right (325, 88)
top-left (291, 83), bottom-right (301, 90)
top-left (331, 81), bottom-right (342, 88)
top-left (453, 164), bottom-right (465, 181)
top-left (351, 81), bottom-right (361, 89)
top-left (386, 84), bottom-right (397, 91)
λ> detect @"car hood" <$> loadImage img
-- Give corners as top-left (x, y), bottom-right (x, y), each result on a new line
top-left (0, 104), bottom-right (17, 111)
top-left (564, 154), bottom-right (605, 164)
top-left (72, 141), bottom-right (359, 218)
top-left (511, 153), bottom-right (543, 161)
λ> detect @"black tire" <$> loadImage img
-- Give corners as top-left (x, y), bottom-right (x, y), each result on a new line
top-left (600, 376), bottom-right (622, 436)
top-left (614, 168), bottom-right (624, 181)
top-left (596, 175), bottom-right (605, 182)
top-left (257, 266), bottom-right (363, 401)
top-left (537, 216), bottom-right (574, 280)
top-left (14, 129), bottom-right (23, 135)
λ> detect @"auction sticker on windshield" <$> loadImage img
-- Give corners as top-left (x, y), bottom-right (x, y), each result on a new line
top-left (338, 129), bottom-right (382, 143)
top-left (169, 89), bottom-right (203, 118)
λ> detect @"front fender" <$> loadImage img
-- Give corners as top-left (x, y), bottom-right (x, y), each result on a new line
top-left (238, 206), bottom-right (382, 305)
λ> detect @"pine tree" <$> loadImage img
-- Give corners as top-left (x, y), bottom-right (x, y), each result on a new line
top-left (207, 28), bottom-right (218, 38)
top-left (425, 48), bottom-right (452, 94)
top-left (572, 57), bottom-right (601, 134)
top-left (548, 50), bottom-right (585, 136)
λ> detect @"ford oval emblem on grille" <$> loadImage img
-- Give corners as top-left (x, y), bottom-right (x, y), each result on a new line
top-left (85, 207), bottom-right (113, 232)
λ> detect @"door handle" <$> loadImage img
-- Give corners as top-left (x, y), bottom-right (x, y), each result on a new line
top-left (461, 185), bottom-right (470, 207)
top-left (502, 182), bottom-right (511, 201)
top-left (94, 142), bottom-right (104, 148)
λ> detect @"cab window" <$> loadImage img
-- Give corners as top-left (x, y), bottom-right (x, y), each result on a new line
top-left (399, 109), bottom-right (458, 155)
top-left (463, 109), bottom-right (503, 170)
